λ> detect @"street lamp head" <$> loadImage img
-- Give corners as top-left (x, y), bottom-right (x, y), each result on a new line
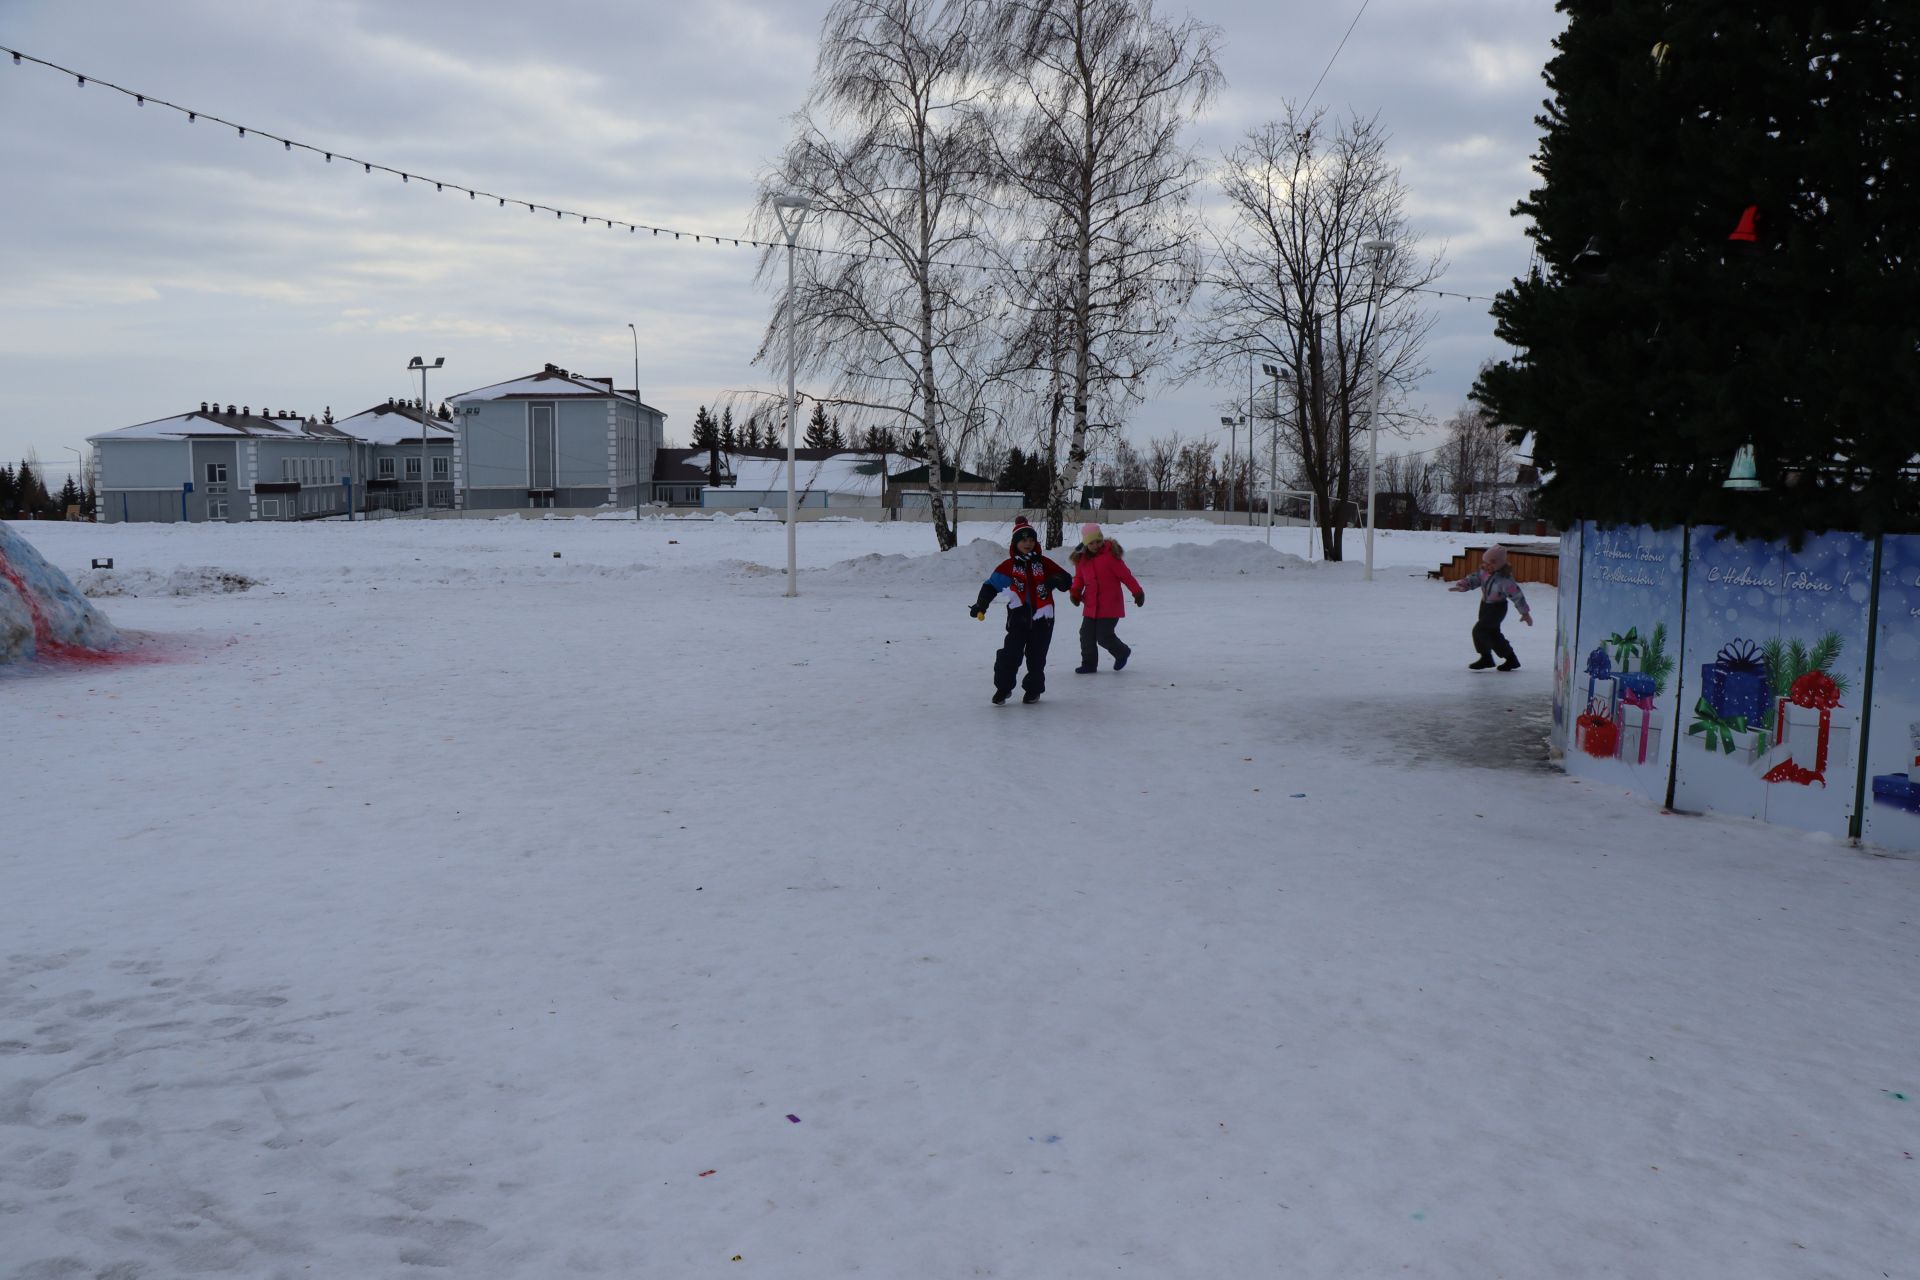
top-left (1220, 417), bottom-right (1235, 427)
top-left (1363, 238), bottom-right (1394, 258)
top-left (773, 194), bottom-right (815, 210)
top-left (1261, 363), bottom-right (1279, 378)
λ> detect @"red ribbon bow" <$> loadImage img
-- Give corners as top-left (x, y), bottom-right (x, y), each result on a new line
top-left (1789, 671), bottom-right (1840, 710)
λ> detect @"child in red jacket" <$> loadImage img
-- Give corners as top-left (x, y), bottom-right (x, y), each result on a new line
top-left (1068, 523), bottom-right (1144, 673)
top-left (970, 517), bottom-right (1074, 703)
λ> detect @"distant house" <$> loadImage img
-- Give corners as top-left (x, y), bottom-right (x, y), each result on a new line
top-left (448, 364), bottom-right (665, 511)
top-left (331, 401), bottom-right (457, 513)
top-left (699, 448), bottom-right (894, 509)
top-left (89, 404), bottom-right (361, 523)
top-left (652, 447), bottom-right (730, 506)
top-left (884, 461), bottom-right (1021, 511)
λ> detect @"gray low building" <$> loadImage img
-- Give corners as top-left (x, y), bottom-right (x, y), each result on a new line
top-left (89, 404), bottom-right (360, 523)
top-left (332, 401), bottom-right (457, 514)
top-left (450, 364), bottom-right (665, 512)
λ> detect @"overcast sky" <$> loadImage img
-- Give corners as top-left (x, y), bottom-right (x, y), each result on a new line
top-left (0, 0), bottom-right (1565, 481)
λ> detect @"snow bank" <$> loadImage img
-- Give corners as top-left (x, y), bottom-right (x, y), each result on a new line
top-left (818, 537), bottom-right (1006, 586)
top-left (77, 566), bottom-right (263, 597)
top-left (0, 523), bottom-right (121, 664)
top-left (1125, 539), bottom-right (1308, 576)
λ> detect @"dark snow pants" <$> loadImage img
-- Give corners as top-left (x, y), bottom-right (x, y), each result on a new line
top-left (1473, 599), bottom-right (1516, 663)
top-left (1079, 616), bottom-right (1131, 670)
top-left (995, 610), bottom-right (1054, 697)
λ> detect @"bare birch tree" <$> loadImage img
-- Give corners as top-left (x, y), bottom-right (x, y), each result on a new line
top-left (758, 0), bottom-right (996, 550)
top-left (989, 0), bottom-right (1221, 547)
top-left (1189, 108), bottom-right (1443, 559)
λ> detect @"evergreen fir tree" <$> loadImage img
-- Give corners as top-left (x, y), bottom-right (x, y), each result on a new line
top-left (1474, 1), bottom-right (1920, 538)
top-left (57, 475), bottom-right (83, 515)
top-left (719, 408), bottom-right (737, 452)
top-left (690, 406), bottom-right (720, 449)
top-left (804, 402), bottom-right (836, 449)
top-left (744, 418), bottom-right (765, 450)
top-left (827, 415), bottom-right (846, 451)
top-left (0, 463), bottom-right (15, 516)
top-left (16, 461), bottom-right (50, 518)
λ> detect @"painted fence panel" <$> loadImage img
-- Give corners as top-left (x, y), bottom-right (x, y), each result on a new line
top-left (1566, 523), bottom-right (1685, 801)
top-left (1670, 529), bottom-right (1874, 836)
top-left (1550, 522), bottom-right (1583, 756)
top-left (1862, 534), bottom-right (1920, 852)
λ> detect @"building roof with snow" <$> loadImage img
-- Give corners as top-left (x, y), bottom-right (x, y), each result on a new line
top-left (332, 402), bottom-right (457, 447)
top-left (88, 406), bottom-right (348, 444)
top-left (450, 364), bottom-right (664, 416)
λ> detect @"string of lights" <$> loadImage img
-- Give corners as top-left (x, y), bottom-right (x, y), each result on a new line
top-left (2, 42), bottom-right (1501, 307)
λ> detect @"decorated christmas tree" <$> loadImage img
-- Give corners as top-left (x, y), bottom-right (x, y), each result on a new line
top-left (1474, 2), bottom-right (1920, 539)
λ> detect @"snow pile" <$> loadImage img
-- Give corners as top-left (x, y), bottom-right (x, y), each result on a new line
top-left (1125, 539), bottom-right (1308, 576)
top-left (0, 523), bottom-right (121, 664)
top-left (78, 566), bottom-right (263, 597)
top-left (819, 537), bottom-right (1006, 586)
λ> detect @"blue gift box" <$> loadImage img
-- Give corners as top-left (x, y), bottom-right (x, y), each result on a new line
top-left (1699, 639), bottom-right (1770, 727)
top-left (1585, 648), bottom-right (1622, 714)
top-left (1872, 774), bottom-right (1920, 815)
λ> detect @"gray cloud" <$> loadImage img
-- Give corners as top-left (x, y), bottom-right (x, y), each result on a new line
top-left (0, 0), bottom-right (1563, 478)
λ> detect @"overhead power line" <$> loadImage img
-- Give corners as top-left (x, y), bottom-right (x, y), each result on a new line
top-left (1301, 0), bottom-right (1373, 117)
top-left (1, 42), bottom-right (1499, 306)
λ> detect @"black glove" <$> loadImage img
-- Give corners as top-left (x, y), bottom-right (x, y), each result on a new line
top-left (1133, 590), bottom-right (1145, 606)
top-left (970, 585), bottom-right (997, 620)
top-left (969, 603), bottom-right (988, 620)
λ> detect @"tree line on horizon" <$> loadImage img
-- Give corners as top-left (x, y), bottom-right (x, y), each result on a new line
top-left (1, 461), bottom-right (93, 521)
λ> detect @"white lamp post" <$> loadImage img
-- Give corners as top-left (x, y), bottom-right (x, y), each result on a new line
top-left (1260, 363), bottom-right (1282, 546)
top-left (407, 356), bottom-right (443, 519)
top-left (772, 194), bottom-right (814, 597)
top-left (1359, 240), bottom-right (1393, 582)
top-left (627, 322), bottom-right (644, 518)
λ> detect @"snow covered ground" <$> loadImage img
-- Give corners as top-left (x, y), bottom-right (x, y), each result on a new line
top-left (4, 515), bottom-right (1916, 1279)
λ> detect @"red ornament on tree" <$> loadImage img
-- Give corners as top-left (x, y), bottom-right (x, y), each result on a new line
top-left (1727, 205), bottom-right (1760, 243)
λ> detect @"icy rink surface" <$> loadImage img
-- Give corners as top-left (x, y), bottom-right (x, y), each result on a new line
top-left (4, 516), bottom-right (1916, 1279)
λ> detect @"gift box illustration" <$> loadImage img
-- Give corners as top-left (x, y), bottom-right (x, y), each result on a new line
top-left (1605, 627), bottom-right (1644, 673)
top-left (1615, 696), bottom-right (1665, 766)
top-left (1869, 723), bottom-right (1920, 813)
top-left (1575, 698), bottom-right (1620, 759)
top-left (1758, 671), bottom-right (1855, 787)
top-left (1585, 648), bottom-right (1622, 716)
top-left (1873, 774), bottom-right (1920, 815)
top-left (1686, 697), bottom-right (1766, 764)
top-left (1698, 638), bottom-right (1771, 727)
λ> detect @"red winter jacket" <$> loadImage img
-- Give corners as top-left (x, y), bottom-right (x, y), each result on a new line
top-left (1069, 541), bottom-right (1143, 619)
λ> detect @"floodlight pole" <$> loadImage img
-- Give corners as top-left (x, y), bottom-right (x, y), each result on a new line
top-left (773, 195), bottom-right (814, 597)
top-left (408, 356), bottom-right (444, 519)
top-left (1361, 240), bottom-right (1393, 582)
top-left (629, 322), bottom-right (643, 519)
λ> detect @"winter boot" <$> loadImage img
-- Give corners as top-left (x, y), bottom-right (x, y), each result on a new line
top-left (1022, 690), bottom-right (1042, 703)
top-left (1074, 665), bottom-right (1096, 675)
top-left (1468, 656), bottom-right (1496, 670)
top-left (1497, 657), bottom-right (1521, 672)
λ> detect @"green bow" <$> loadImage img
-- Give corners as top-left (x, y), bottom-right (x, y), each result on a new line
top-left (1686, 697), bottom-right (1749, 753)
top-left (1606, 627), bottom-right (1643, 666)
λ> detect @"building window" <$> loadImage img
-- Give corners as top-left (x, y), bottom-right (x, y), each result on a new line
top-left (432, 456), bottom-right (449, 480)
top-left (405, 457), bottom-right (422, 480)
top-left (206, 462), bottom-right (228, 485)
top-left (208, 500), bottom-right (229, 519)
top-left (379, 457), bottom-right (396, 479)
top-left (261, 499), bottom-right (280, 518)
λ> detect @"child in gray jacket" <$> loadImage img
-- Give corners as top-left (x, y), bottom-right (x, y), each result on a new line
top-left (1449, 544), bottom-right (1532, 670)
